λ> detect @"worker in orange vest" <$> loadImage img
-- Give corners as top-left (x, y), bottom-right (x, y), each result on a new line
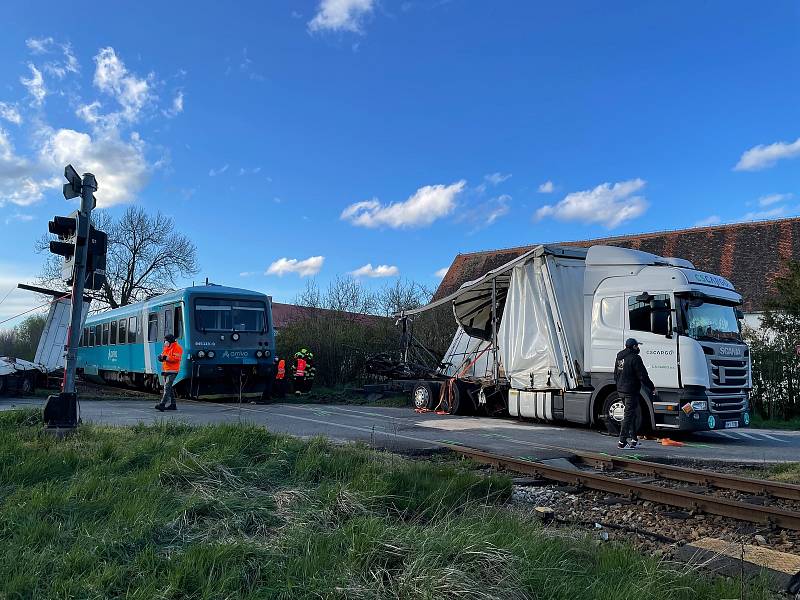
top-left (155, 333), bottom-right (183, 411)
top-left (274, 358), bottom-right (287, 398)
top-left (292, 348), bottom-right (315, 394)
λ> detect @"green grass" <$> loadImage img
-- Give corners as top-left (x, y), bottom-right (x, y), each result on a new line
top-left (0, 409), bottom-right (772, 599)
top-left (750, 412), bottom-right (800, 430)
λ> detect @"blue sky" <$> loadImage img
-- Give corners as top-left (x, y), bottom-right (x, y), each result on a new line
top-left (1, 0), bottom-right (799, 325)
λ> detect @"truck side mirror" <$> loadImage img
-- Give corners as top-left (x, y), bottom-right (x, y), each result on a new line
top-left (735, 308), bottom-right (744, 320)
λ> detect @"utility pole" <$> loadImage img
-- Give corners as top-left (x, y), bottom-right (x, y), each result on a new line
top-left (43, 166), bottom-right (104, 430)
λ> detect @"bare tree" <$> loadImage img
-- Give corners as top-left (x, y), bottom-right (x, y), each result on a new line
top-left (37, 206), bottom-right (199, 308)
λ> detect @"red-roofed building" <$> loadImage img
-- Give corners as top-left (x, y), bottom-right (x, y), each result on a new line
top-left (270, 302), bottom-right (385, 331)
top-left (434, 218), bottom-right (800, 324)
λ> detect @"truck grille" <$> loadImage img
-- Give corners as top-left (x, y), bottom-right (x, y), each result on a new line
top-left (710, 358), bottom-right (749, 388)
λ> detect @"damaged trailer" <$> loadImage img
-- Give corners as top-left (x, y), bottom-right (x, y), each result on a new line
top-left (395, 244), bottom-right (752, 436)
top-left (0, 285), bottom-right (91, 395)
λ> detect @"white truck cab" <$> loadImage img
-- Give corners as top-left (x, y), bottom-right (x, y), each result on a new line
top-left (586, 247), bottom-right (750, 432)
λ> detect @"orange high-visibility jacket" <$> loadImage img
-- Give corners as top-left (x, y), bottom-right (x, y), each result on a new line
top-left (276, 359), bottom-right (286, 380)
top-left (295, 358), bottom-right (307, 377)
top-left (162, 341), bottom-right (183, 373)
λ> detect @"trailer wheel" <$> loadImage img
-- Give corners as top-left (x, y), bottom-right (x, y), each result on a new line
top-left (440, 381), bottom-right (474, 415)
top-left (602, 392), bottom-right (642, 436)
top-left (412, 382), bottom-right (437, 410)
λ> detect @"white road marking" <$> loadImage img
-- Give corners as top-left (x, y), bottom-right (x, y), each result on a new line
top-left (758, 433), bottom-right (789, 443)
top-left (714, 431), bottom-right (737, 439)
top-left (733, 431), bottom-right (760, 440)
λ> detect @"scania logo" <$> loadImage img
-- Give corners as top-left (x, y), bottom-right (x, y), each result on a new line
top-left (222, 350), bottom-right (249, 359)
top-left (719, 346), bottom-right (743, 356)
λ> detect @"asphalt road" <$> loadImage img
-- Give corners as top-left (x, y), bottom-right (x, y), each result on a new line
top-left (3, 395), bottom-right (799, 463)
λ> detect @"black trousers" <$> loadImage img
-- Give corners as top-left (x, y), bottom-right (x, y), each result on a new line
top-left (619, 394), bottom-right (640, 444)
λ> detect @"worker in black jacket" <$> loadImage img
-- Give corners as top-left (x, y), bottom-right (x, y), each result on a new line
top-left (614, 338), bottom-right (657, 449)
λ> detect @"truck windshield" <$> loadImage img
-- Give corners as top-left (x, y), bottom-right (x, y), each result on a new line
top-left (195, 299), bottom-right (267, 332)
top-left (678, 296), bottom-right (742, 342)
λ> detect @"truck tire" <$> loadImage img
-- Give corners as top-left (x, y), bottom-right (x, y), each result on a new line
top-left (440, 381), bottom-right (474, 415)
top-left (412, 381), bottom-right (438, 410)
top-left (602, 391), bottom-right (642, 437)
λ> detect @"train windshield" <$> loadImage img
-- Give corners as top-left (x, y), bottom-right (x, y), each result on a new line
top-left (194, 298), bottom-right (267, 332)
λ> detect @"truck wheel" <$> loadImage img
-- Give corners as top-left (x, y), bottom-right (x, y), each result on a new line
top-left (412, 382), bottom-right (437, 410)
top-left (602, 392), bottom-right (642, 436)
top-left (440, 381), bottom-right (474, 415)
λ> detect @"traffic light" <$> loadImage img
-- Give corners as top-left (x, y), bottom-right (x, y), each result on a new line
top-left (85, 225), bottom-right (108, 290)
top-left (48, 211), bottom-right (80, 282)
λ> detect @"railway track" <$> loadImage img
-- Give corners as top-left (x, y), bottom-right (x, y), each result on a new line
top-left (444, 443), bottom-right (800, 531)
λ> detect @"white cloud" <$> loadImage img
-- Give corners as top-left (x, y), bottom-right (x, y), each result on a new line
top-left (341, 180), bottom-right (466, 228)
top-left (484, 172), bottom-right (511, 186)
top-left (694, 215), bottom-right (721, 228)
top-left (485, 194), bottom-right (510, 225)
top-left (759, 193), bottom-right (792, 207)
top-left (349, 263), bottom-right (400, 278)
top-left (209, 164), bottom-right (229, 177)
top-left (20, 64), bottom-right (46, 106)
top-left (266, 256), bottom-right (325, 277)
top-left (0, 128), bottom-right (59, 207)
top-left (0, 103), bottom-right (22, 125)
top-left (538, 180), bottom-right (555, 193)
top-left (92, 47), bottom-right (153, 123)
top-left (435, 267), bottom-right (449, 279)
top-left (4, 212), bottom-right (34, 225)
top-left (735, 136), bottom-right (800, 171)
top-left (163, 90), bottom-right (184, 118)
top-left (535, 179), bottom-right (647, 229)
top-left (740, 206), bottom-right (792, 222)
top-left (25, 37), bottom-right (54, 54)
top-left (38, 128), bottom-right (149, 207)
top-left (308, 0), bottom-right (375, 33)
top-left (238, 166), bottom-right (262, 176)
top-left (239, 271), bottom-right (257, 277)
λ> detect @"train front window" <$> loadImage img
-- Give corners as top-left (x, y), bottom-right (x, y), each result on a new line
top-left (195, 299), bottom-right (266, 332)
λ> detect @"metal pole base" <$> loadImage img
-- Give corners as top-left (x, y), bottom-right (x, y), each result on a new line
top-left (43, 392), bottom-right (78, 429)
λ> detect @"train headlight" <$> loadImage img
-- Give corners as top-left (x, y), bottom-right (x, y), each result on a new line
top-left (207, 350), bottom-right (215, 359)
top-left (263, 350), bottom-right (270, 358)
top-left (232, 333), bottom-right (240, 341)
top-left (197, 350), bottom-right (206, 359)
top-left (256, 350), bottom-right (264, 358)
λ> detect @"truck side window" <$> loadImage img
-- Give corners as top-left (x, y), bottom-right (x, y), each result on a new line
top-left (628, 294), bottom-right (671, 335)
top-left (148, 313), bottom-right (158, 342)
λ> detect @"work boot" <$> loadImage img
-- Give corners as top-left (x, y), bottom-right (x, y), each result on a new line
top-left (626, 440), bottom-right (639, 449)
top-left (165, 404), bottom-right (177, 411)
top-left (617, 441), bottom-right (627, 449)
top-left (155, 404), bottom-right (165, 412)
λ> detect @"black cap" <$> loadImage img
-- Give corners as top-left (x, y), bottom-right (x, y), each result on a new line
top-left (164, 334), bottom-right (176, 343)
top-left (625, 338), bottom-right (640, 348)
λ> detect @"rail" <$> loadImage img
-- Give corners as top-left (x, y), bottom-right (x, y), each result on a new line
top-left (443, 443), bottom-right (800, 531)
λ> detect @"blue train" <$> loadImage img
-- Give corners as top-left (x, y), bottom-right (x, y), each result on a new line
top-left (77, 285), bottom-right (277, 400)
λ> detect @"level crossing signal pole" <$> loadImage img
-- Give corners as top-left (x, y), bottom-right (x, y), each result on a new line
top-left (43, 165), bottom-right (105, 430)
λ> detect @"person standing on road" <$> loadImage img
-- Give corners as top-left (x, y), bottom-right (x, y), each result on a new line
top-left (614, 338), bottom-right (656, 449)
top-left (155, 333), bottom-right (183, 411)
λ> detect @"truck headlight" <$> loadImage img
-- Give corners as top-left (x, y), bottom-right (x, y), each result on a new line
top-left (690, 401), bottom-right (708, 412)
